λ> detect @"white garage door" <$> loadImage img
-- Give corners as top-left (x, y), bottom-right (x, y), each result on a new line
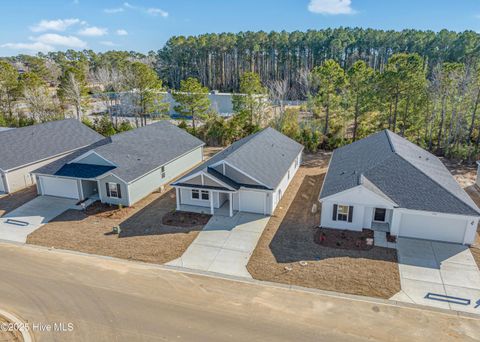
top-left (399, 213), bottom-right (467, 244)
top-left (239, 191), bottom-right (265, 214)
top-left (41, 176), bottom-right (79, 199)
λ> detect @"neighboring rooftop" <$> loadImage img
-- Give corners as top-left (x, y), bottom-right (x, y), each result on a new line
top-left (34, 120), bottom-right (205, 183)
top-left (0, 119), bottom-right (104, 172)
top-left (176, 127), bottom-right (304, 190)
top-left (320, 130), bottom-right (480, 216)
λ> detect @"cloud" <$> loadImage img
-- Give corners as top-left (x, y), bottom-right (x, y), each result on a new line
top-left (34, 34), bottom-right (87, 48)
top-left (104, 7), bottom-right (124, 14)
top-left (1, 41), bottom-right (54, 52)
top-left (147, 8), bottom-right (169, 17)
top-left (100, 41), bottom-right (118, 47)
top-left (116, 29), bottom-right (128, 36)
top-left (307, 0), bottom-right (355, 15)
top-left (119, 2), bottom-right (168, 17)
top-left (78, 26), bottom-right (108, 36)
top-left (30, 18), bottom-right (81, 32)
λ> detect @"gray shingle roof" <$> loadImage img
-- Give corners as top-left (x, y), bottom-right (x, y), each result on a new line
top-left (0, 119), bottom-right (104, 171)
top-left (34, 121), bottom-right (205, 183)
top-left (175, 127), bottom-right (304, 190)
top-left (320, 130), bottom-right (480, 216)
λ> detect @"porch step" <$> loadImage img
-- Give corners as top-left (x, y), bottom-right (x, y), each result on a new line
top-left (374, 231), bottom-right (396, 249)
top-left (73, 196), bottom-right (99, 210)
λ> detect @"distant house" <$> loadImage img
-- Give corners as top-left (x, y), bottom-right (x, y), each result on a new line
top-left (33, 121), bottom-right (204, 206)
top-left (0, 120), bottom-right (104, 194)
top-left (319, 130), bottom-right (480, 245)
top-left (172, 128), bottom-right (303, 216)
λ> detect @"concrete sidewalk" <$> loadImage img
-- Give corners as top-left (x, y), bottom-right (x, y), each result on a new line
top-left (167, 212), bottom-right (269, 277)
top-left (0, 196), bottom-right (77, 243)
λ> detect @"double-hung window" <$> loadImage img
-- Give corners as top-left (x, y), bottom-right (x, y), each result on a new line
top-left (106, 182), bottom-right (121, 198)
top-left (332, 204), bottom-right (353, 222)
top-left (192, 189), bottom-right (210, 200)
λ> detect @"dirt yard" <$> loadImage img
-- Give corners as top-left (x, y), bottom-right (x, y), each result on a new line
top-left (27, 147), bottom-right (224, 264)
top-left (0, 186), bottom-right (37, 217)
top-left (0, 315), bottom-right (23, 342)
top-left (247, 152), bottom-right (401, 299)
top-left (27, 188), bottom-right (205, 264)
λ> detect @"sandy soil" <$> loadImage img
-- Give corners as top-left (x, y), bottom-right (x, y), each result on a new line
top-left (442, 157), bottom-right (477, 189)
top-left (247, 152), bottom-right (401, 299)
top-left (26, 147), bottom-right (224, 264)
top-left (0, 316), bottom-right (22, 342)
top-left (27, 188), bottom-right (205, 265)
top-left (0, 186), bottom-right (37, 217)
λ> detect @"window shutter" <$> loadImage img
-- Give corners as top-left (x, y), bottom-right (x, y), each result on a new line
top-left (105, 183), bottom-right (110, 197)
top-left (348, 206), bottom-right (354, 222)
top-left (116, 184), bottom-right (122, 198)
top-left (332, 204), bottom-right (338, 221)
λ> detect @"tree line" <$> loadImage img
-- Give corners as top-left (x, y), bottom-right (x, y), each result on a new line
top-left (1, 28), bottom-right (480, 161)
top-left (157, 28), bottom-right (480, 95)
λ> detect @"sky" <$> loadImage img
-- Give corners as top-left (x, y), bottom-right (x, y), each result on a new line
top-left (0, 0), bottom-right (479, 57)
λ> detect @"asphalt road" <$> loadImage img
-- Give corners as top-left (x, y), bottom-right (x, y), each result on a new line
top-left (0, 243), bottom-right (479, 342)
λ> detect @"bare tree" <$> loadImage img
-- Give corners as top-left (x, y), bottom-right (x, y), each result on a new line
top-left (91, 66), bottom-right (125, 125)
top-left (23, 85), bottom-right (59, 122)
top-left (62, 73), bottom-right (84, 120)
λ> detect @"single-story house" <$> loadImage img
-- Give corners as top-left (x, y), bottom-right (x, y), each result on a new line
top-left (319, 129), bottom-right (480, 245)
top-left (32, 121), bottom-right (204, 206)
top-left (0, 119), bottom-right (104, 194)
top-left (172, 127), bottom-right (304, 216)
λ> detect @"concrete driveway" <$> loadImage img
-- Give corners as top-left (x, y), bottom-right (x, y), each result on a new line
top-left (0, 196), bottom-right (77, 243)
top-left (391, 237), bottom-right (480, 314)
top-left (167, 212), bottom-right (269, 277)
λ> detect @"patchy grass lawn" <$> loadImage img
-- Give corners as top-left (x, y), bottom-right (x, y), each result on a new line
top-left (27, 188), bottom-right (205, 264)
top-left (0, 186), bottom-right (37, 217)
top-left (247, 152), bottom-right (401, 299)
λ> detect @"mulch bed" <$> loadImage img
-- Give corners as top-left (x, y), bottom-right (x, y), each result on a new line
top-left (162, 210), bottom-right (212, 228)
top-left (315, 228), bottom-right (374, 251)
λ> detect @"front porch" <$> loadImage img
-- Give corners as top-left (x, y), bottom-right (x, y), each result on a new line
top-left (175, 187), bottom-right (237, 217)
top-left (177, 200), bottom-right (238, 217)
top-left (371, 221), bottom-right (390, 232)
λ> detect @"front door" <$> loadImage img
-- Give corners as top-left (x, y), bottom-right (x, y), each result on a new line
top-left (374, 208), bottom-right (386, 222)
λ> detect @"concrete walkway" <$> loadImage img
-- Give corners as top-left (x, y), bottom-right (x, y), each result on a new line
top-left (391, 238), bottom-right (480, 314)
top-left (0, 196), bottom-right (77, 243)
top-left (167, 212), bottom-right (269, 277)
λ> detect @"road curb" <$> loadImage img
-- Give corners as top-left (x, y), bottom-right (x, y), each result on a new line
top-left (0, 309), bottom-right (33, 342)
top-left (1, 239), bottom-right (479, 320)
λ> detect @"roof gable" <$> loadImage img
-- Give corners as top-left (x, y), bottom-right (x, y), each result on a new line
top-left (320, 130), bottom-right (480, 216)
top-left (175, 127), bottom-right (304, 190)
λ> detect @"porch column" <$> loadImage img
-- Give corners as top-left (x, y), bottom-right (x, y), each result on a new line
top-left (175, 187), bottom-right (180, 210)
top-left (229, 192), bottom-right (233, 217)
top-left (210, 191), bottom-right (214, 215)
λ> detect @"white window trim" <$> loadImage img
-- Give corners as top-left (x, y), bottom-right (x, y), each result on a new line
top-left (108, 182), bottom-right (119, 198)
top-left (337, 204), bottom-right (350, 222)
top-left (191, 189), bottom-right (210, 201)
top-left (373, 208), bottom-right (387, 222)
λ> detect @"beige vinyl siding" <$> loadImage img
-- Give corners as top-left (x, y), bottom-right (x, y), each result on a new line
top-left (5, 151), bottom-right (76, 193)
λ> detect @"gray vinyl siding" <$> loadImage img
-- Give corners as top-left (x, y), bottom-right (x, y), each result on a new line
top-left (98, 174), bottom-right (130, 206)
top-left (75, 153), bottom-right (113, 166)
top-left (128, 146), bottom-right (203, 205)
